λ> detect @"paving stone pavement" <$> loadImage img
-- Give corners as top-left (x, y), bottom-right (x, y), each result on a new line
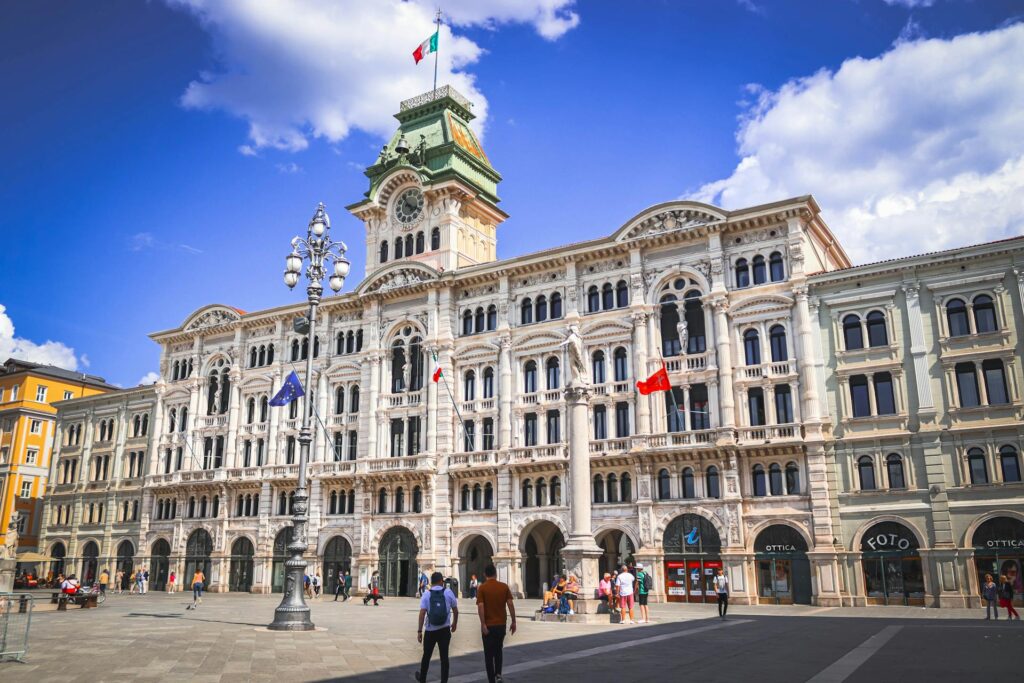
top-left (1, 591), bottom-right (995, 682)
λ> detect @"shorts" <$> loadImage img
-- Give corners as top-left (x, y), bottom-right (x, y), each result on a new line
top-left (637, 593), bottom-right (649, 606)
top-left (619, 593), bottom-right (635, 609)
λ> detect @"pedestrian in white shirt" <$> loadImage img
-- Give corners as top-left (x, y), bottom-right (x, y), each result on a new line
top-left (615, 565), bottom-right (636, 625)
top-left (714, 569), bottom-right (730, 619)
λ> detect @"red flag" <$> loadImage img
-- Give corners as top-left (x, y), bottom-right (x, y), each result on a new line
top-left (432, 366), bottom-right (443, 383)
top-left (636, 367), bottom-right (671, 395)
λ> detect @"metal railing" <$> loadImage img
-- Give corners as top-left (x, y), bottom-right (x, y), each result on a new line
top-left (0, 592), bottom-right (33, 662)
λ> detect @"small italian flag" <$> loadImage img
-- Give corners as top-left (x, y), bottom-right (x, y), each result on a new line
top-left (432, 366), bottom-right (443, 383)
top-left (413, 31), bottom-right (438, 64)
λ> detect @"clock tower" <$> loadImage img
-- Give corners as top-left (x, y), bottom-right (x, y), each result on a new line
top-left (347, 86), bottom-right (506, 277)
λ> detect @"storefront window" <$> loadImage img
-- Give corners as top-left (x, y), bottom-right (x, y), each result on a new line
top-left (753, 525), bottom-right (811, 605)
top-left (859, 521), bottom-right (924, 606)
top-left (663, 514), bottom-right (722, 604)
top-left (972, 516), bottom-right (1024, 607)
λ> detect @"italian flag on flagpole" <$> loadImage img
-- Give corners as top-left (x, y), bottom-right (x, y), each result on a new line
top-left (413, 31), bottom-right (438, 64)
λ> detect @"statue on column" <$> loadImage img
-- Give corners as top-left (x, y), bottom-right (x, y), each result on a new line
top-left (559, 323), bottom-right (590, 387)
top-left (401, 355), bottom-right (412, 393)
top-left (2, 516), bottom-right (20, 559)
top-left (676, 319), bottom-right (689, 356)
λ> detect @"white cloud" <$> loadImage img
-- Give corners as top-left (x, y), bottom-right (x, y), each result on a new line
top-left (883, 0), bottom-right (934, 7)
top-left (0, 304), bottom-right (80, 371)
top-left (276, 162), bottom-right (302, 174)
top-left (166, 0), bottom-right (579, 153)
top-left (138, 371), bottom-right (161, 386)
top-left (694, 23), bottom-right (1024, 263)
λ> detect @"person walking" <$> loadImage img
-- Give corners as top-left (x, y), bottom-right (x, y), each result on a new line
top-left (615, 564), bottom-right (636, 625)
top-left (313, 572), bottom-right (322, 598)
top-left (714, 568), bottom-right (730, 619)
top-left (635, 564), bottom-right (651, 623)
top-left (135, 570), bottom-right (145, 595)
top-left (168, 571), bottom-right (177, 594)
top-left (343, 571), bottom-right (352, 601)
top-left (142, 567), bottom-right (150, 594)
top-left (363, 571), bottom-right (382, 606)
top-left (982, 574), bottom-right (999, 620)
top-left (416, 571), bottom-right (458, 683)
top-left (418, 570), bottom-right (429, 598)
top-left (334, 569), bottom-right (345, 601)
top-left (129, 570), bottom-right (138, 595)
top-left (188, 568), bottom-right (205, 610)
top-left (1000, 574), bottom-right (1020, 620)
top-left (476, 564), bottom-right (516, 683)
top-left (98, 568), bottom-right (109, 596)
top-left (115, 570), bottom-right (124, 595)
top-left (469, 574), bottom-right (479, 599)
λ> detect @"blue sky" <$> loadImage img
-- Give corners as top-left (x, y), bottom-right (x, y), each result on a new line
top-left (1, 1), bottom-right (1022, 387)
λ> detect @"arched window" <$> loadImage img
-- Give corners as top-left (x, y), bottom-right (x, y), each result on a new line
top-left (267, 344), bottom-right (274, 364)
top-left (593, 474), bottom-right (605, 503)
top-left (864, 311), bottom-right (888, 347)
top-left (535, 295), bottom-right (548, 322)
top-left (886, 454), bottom-right (905, 489)
top-left (983, 359), bottom-right (1009, 405)
top-left (615, 280), bottom-right (629, 308)
top-left (250, 348), bottom-right (258, 368)
top-left (199, 496), bottom-right (208, 518)
top-left (658, 468), bottom-right (671, 500)
top-left (536, 478), bottom-right (547, 507)
top-left (968, 447), bottom-right (988, 484)
top-left (521, 479), bottom-right (533, 507)
top-left (461, 484), bottom-right (470, 511)
top-left (379, 241), bottom-right (388, 263)
top-left (752, 465), bottom-right (766, 496)
top-left (550, 292), bottom-right (563, 319)
top-left (769, 251), bottom-right (785, 281)
top-left (462, 310), bottom-right (473, 336)
top-left (329, 490), bottom-right (338, 515)
top-left (168, 408), bottom-right (177, 433)
top-left (415, 231), bottom-right (425, 254)
top-left (521, 298), bottom-right (533, 325)
top-left (550, 477), bottom-right (561, 505)
top-left (613, 347), bottom-right (628, 381)
top-left (482, 367), bottom-right (494, 398)
top-left (246, 398), bottom-right (255, 424)
top-left (475, 307), bottom-right (485, 333)
top-left (706, 466), bottom-right (720, 499)
top-left (783, 462), bottom-right (799, 494)
top-left (659, 294), bottom-right (681, 356)
top-left (301, 337), bottom-right (309, 360)
top-left (377, 488), bottom-right (388, 513)
top-left (592, 350), bottom-right (606, 384)
top-left (769, 463), bottom-right (783, 495)
top-left (681, 468), bottom-right (695, 499)
top-left (840, 315), bottom-right (865, 353)
top-left (946, 298), bottom-right (969, 337)
top-left (743, 329), bottom-right (761, 366)
top-left (335, 387), bottom-right (345, 414)
top-left (350, 386), bottom-right (360, 412)
top-left (1000, 445), bottom-right (1021, 483)
top-left (752, 255), bottom-right (767, 285)
top-left (769, 325), bottom-right (787, 362)
top-left (735, 258), bottom-right (750, 288)
top-left (606, 473), bottom-right (618, 503)
top-left (481, 483), bottom-right (492, 510)
top-left (858, 456), bottom-right (876, 490)
top-left (973, 294), bottom-right (997, 333)
top-left (619, 472), bottom-right (631, 502)
top-left (524, 360), bottom-right (537, 393)
top-left (395, 487), bottom-right (405, 513)
top-left (546, 357), bottom-right (560, 390)
top-left (430, 227), bottom-right (440, 250)
top-left (683, 290), bottom-right (706, 354)
top-left (486, 305), bottom-right (497, 330)
top-left (587, 285), bottom-right (600, 313)
top-left (413, 485), bottom-right (423, 512)
top-left (601, 283), bottom-right (614, 310)
top-left (464, 370), bottom-right (476, 401)
top-left (394, 237), bottom-right (404, 259)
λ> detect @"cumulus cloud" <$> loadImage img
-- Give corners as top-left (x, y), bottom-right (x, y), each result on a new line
top-left (694, 23), bottom-right (1024, 263)
top-left (0, 304), bottom-right (80, 371)
top-left (138, 371), bottom-right (161, 386)
top-left (166, 0), bottom-right (579, 153)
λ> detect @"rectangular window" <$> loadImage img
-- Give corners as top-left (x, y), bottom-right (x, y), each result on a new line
top-left (36, 385), bottom-right (47, 402)
top-left (546, 410), bottom-right (560, 444)
top-left (391, 419), bottom-right (404, 457)
top-left (955, 363), bottom-right (980, 408)
top-left (11, 385), bottom-right (18, 401)
top-left (666, 388), bottom-right (685, 432)
top-left (850, 375), bottom-right (871, 417)
top-left (30, 419), bottom-right (42, 434)
top-left (614, 402), bottom-right (630, 438)
top-left (482, 418), bottom-right (494, 450)
top-left (26, 448), bottom-right (38, 464)
top-left (463, 420), bottom-right (475, 452)
top-left (348, 430), bottom-right (358, 460)
top-left (748, 388), bottom-right (766, 426)
top-left (873, 373), bottom-right (896, 415)
top-left (64, 390), bottom-right (74, 400)
top-left (983, 359), bottom-right (1009, 405)
top-left (407, 416), bottom-right (421, 455)
top-left (774, 385), bottom-right (793, 423)
top-left (524, 413), bottom-right (538, 447)
top-left (20, 480), bottom-right (32, 498)
top-left (593, 405), bottom-right (607, 440)
top-left (0, 447), bottom-right (9, 464)
top-left (690, 384), bottom-right (710, 430)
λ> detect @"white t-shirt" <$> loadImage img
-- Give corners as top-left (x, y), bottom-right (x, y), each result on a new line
top-left (714, 575), bottom-right (729, 594)
top-left (616, 571), bottom-right (635, 597)
top-left (419, 586), bottom-right (458, 631)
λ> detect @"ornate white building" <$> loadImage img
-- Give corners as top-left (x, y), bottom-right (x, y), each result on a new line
top-left (39, 87), bottom-right (1024, 608)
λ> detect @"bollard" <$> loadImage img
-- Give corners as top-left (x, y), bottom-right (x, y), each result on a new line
top-left (18, 595), bottom-right (28, 614)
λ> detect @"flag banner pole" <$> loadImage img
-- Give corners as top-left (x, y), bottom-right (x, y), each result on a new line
top-left (432, 350), bottom-right (472, 451)
top-left (284, 360), bottom-right (343, 461)
top-left (433, 9), bottom-right (441, 93)
top-left (657, 351), bottom-right (685, 431)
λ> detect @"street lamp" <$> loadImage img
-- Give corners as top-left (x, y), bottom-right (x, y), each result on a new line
top-left (269, 202), bottom-right (350, 631)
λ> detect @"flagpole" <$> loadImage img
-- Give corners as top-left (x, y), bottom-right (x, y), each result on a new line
top-left (432, 350), bottom-right (472, 451)
top-left (433, 8), bottom-right (441, 93)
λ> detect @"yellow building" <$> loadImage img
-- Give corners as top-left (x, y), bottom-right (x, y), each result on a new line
top-left (0, 358), bottom-right (116, 553)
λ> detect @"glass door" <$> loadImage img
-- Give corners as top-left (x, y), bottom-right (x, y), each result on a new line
top-left (758, 559), bottom-right (794, 604)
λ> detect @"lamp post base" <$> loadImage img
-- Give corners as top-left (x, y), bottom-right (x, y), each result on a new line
top-left (268, 606), bottom-right (315, 631)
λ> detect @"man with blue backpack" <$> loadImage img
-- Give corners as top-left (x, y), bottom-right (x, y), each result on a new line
top-left (416, 571), bottom-right (459, 683)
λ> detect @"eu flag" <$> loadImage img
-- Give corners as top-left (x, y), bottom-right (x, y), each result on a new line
top-left (270, 371), bottom-right (305, 407)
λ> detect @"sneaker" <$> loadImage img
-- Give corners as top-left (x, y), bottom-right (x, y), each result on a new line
top-left (414, 672), bottom-right (423, 682)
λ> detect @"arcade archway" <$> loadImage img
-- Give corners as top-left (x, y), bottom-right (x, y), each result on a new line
top-left (663, 514), bottom-right (721, 603)
top-left (151, 539), bottom-right (170, 591)
top-left (753, 524), bottom-right (811, 605)
top-left (271, 528), bottom-right (291, 594)
top-left (520, 521), bottom-right (565, 598)
top-left (379, 526), bottom-right (418, 597)
top-left (184, 529), bottom-right (213, 589)
top-left (80, 541), bottom-right (99, 584)
top-left (596, 528), bottom-right (636, 577)
top-left (116, 540), bottom-right (135, 590)
top-left (459, 535), bottom-right (494, 597)
top-left (323, 536), bottom-right (353, 595)
top-left (229, 537), bottom-right (255, 593)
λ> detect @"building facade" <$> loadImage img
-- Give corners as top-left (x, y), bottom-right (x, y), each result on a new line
top-left (0, 358), bottom-right (116, 554)
top-left (39, 88), bottom-right (1024, 607)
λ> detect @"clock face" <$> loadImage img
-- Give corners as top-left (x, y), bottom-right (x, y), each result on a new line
top-left (393, 188), bottom-right (424, 224)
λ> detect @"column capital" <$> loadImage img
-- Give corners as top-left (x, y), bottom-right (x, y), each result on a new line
top-left (563, 385), bottom-right (592, 405)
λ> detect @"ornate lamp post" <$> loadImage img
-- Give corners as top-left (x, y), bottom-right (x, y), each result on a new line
top-left (269, 202), bottom-right (350, 631)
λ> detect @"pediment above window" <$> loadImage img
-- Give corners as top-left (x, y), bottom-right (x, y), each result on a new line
top-left (357, 262), bottom-right (439, 296)
top-left (182, 305), bottom-right (244, 332)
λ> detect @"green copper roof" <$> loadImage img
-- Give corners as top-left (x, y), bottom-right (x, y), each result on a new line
top-left (357, 86), bottom-right (502, 205)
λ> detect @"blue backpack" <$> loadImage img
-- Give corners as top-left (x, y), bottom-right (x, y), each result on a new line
top-left (427, 589), bottom-right (448, 626)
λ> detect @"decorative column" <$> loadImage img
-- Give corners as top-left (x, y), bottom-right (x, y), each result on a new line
top-left (559, 384), bottom-right (603, 618)
top-left (498, 336), bottom-right (513, 449)
top-left (632, 311), bottom-right (651, 434)
top-left (225, 367), bottom-right (242, 467)
top-left (366, 353), bottom-right (381, 460)
top-left (711, 297), bottom-right (736, 436)
top-left (426, 345), bottom-right (439, 453)
top-left (793, 285), bottom-right (822, 438)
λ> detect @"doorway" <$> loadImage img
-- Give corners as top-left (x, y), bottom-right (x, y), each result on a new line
top-left (379, 526), bottom-right (418, 597)
top-left (229, 537), bottom-right (255, 592)
top-left (323, 536), bottom-right (352, 595)
top-left (150, 539), bottom-right (170, 592)
top-left (753, 524), bottom-right (812, 605)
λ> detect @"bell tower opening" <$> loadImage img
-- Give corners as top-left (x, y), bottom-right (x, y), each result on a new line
top-left (347, 86), bottom-right (507, 276)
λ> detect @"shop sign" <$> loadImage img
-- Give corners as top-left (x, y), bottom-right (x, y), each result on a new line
top-left (979, 539), bottom-right (1024, 550)
top-left (667, 587), bottom-right (686, 596)
top-left (861, 525), bottom-right (917, 552)
top-left (763, 544), bottom-right (798, 552)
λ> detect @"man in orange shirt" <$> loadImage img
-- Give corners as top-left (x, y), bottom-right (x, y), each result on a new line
top-left (476, 564), bottom-right (517, 683)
